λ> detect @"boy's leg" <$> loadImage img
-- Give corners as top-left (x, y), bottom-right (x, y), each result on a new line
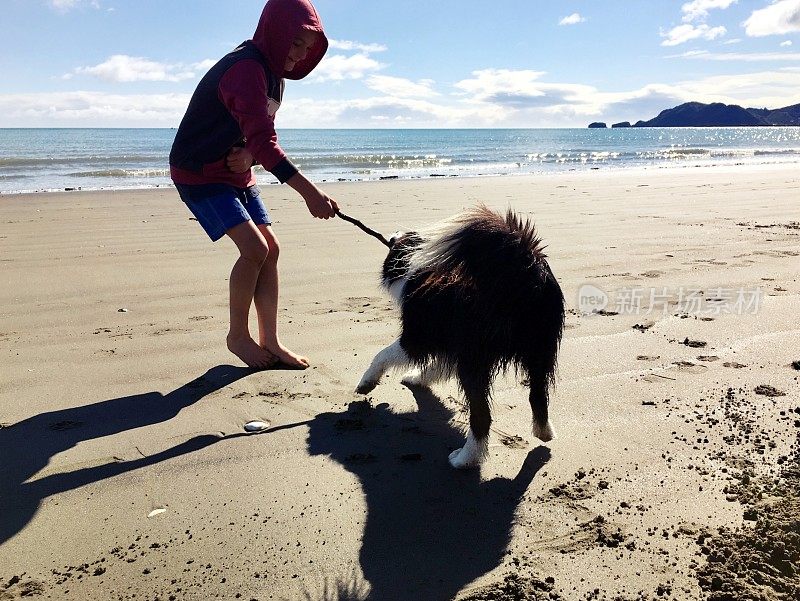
top-left (225, 221), bottom-right (277, 369)
top-left (253, 224), bottom-right (309, 369)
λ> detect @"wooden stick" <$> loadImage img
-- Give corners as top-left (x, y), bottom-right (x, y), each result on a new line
top-left (336, 210), bottom-right (392, 248)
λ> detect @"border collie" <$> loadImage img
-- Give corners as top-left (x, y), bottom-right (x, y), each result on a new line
top-left (356, 205), bottom-right (565, 469)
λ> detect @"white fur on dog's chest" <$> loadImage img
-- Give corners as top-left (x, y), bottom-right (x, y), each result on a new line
top-left (386, 278), bottom-right (408, 304)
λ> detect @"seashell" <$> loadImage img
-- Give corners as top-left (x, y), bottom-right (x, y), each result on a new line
top-left (148, 508), bottom-right (167, 518)
top-left (243, 420), bottom-right (270, 433)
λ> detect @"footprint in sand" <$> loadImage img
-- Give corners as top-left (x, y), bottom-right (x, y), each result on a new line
top-left (152, 327), bottom-right (189, 336)
top-left (723, 362), bottom-right (747, 369)
top-left (672, 361), bottom-right (708, 373)
top-left (311, 296), bottom-right (394, 322)
top-left (681, 337), bottom-right (707, 348)
top-left (500, 434), bottom-right (528, 449)
top-left (637, 355), bottom-right (661, 361)
top-left (754, 385), bottom-right (786, 397)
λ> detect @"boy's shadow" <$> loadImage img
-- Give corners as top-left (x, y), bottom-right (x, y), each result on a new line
top-left (307, 385), bottom-right (550, 601)
top-left (0, 364), bottom-right (253, 546)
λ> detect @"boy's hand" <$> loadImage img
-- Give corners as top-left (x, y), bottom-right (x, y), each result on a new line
top-left (303, 188), bottom-right (338, 219)
top-left (226, 147), bottom-right (254, 173)
top-left (287, 172), bottom-right (338, 219)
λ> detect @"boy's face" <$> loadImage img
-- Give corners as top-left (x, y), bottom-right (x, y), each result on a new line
top-left (285, 30), bottom-right (319, 73)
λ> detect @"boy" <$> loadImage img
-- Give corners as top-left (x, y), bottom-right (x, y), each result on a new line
top-left (169, 0), bottom-right (337, 370)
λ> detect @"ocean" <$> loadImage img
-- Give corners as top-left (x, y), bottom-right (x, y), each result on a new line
top-left (1, 127), bottom-right (799, 194)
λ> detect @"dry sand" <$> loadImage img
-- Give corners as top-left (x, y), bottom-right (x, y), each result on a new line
top-left (0, 165), bottom-right (798, 600)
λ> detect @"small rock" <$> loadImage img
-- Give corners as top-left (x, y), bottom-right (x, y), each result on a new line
top-left (243, 420), bottom-right (270, 433)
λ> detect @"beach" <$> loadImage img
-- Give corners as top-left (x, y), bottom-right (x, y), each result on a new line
top-left (1, 165), bottom-right (798, 600)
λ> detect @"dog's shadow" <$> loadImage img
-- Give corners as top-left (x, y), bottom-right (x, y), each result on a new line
top-left (306, 385), bottom-right (550, 601)
top-left (0, 364), bottom-right (255, 546)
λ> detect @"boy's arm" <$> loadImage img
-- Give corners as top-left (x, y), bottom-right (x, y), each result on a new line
top-left (219, 61), bottom-right (297, 182)
top-left (219, 61), bottom-right (337, 218)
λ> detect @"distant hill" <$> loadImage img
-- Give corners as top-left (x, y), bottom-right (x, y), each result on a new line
top-left (747, 103), bottom-right (800, 126)
top-left (629, 101), bottom-right (800, 127)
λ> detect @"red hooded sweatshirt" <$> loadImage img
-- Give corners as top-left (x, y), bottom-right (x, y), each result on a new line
top-left (169, 0), bottom-right (328, 187)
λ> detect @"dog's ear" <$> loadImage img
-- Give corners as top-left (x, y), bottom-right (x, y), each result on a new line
top-left (388, 231), bottom-right (405, 247)
top-left (388, 231), bottom-right (422, 248)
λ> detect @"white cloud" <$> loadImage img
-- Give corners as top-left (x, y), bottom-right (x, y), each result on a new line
top-left (455, 69), bottom-right (597, 114)
top-left (194, 59), bottom-right (217, 72)
top-left (660, 23), bottom-right (727, 46)
top-left (744, 0), bottom-right (800, 37)
top-left (309, 38), bottom-right (387, 82)
top-left (328, 40), bottom-right (387, 53)
top-left (559, 13), bottom-right (585, 26)
top-left (5, 66), bottom-right (800, 129)
top-left (781, 40), bottom-right (794, 46)
top-left (49, 0), bottom-right (100, 11)
top-left (0, 91), bottom-right (190, 127)
top-left (681, 0), bottom-right (737, 23)
top-left (668, 49), bottom-right (800, 61)
top-left (278, 95), bottom-right (486, 128)
top-left (671, 70), bottom-right (800, 107)
top-left (311, 53), bottom-right (385, 82)
top-left (365, 75), bottom-right (439, 98)
top-left (69, 55), bottom-right (213, 83)
top-left (454, 69), bottom-right (547, 99)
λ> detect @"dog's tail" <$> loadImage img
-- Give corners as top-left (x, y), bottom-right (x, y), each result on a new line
top-left (407, 205), bottom-right (548, 288)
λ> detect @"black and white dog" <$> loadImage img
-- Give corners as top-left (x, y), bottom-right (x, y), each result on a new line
top-left (356, 205), bottom-right (565, 469)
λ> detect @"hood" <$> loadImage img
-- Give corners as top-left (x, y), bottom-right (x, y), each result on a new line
top-left (253, 0), bottom-right (328, 80)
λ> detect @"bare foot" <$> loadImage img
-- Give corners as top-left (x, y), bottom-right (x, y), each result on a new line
top-left (227, 334), bottom-right (278, 369)
top-left (264, 344), bottom-right (310, 369)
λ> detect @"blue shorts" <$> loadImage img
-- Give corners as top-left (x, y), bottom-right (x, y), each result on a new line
top-left (174, 183), bottom-right (271, 242)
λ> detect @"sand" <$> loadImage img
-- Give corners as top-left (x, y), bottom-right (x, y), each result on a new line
top-left (0, 165), bottom-right (798, 600)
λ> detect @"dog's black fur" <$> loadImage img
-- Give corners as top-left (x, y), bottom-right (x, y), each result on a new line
top-left (357, 205), bottom-right (565, 468)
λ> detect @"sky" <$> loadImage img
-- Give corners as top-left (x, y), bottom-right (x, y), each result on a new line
top-left (1, 0), bottom-right (799, 128)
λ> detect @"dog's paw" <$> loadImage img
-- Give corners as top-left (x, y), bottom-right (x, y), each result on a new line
top-left (447, 433), bottom-right (487, 469)
top-left (448, 447), bottom-right (481, 469)
top-left (533, 420), bottom-right (556, 442)
top-left (355, 379), bottom-right (378, 395)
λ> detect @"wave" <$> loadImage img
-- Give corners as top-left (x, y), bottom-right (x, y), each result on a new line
top-left (753, 148), bottom-right (800, 156)
top-left (292, 153), bottom-right (453, 169)
top-left (0, 156), bottom-right (167, 168)
top-left (67, 168), bottom-right (171, 178)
